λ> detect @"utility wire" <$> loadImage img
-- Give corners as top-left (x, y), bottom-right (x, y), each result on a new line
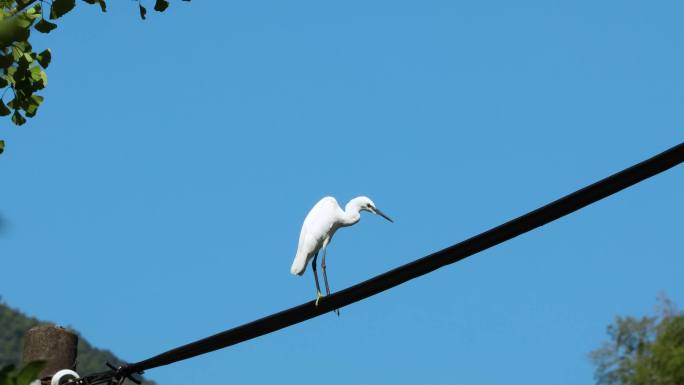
top-left (124, 142), bottom-right (683, 375)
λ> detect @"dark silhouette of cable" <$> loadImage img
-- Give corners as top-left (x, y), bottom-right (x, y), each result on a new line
top-left (123, 142), bottom-right (683, 375)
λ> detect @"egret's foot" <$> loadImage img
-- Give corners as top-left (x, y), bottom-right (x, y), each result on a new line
top-left (315, 291), bottom-right (324, 306)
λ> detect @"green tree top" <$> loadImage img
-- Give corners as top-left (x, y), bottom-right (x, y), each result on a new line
top-left (590, 295), bottom-right (684, 385)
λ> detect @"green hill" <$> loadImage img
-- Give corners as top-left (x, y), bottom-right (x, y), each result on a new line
top-left (0, 301), bottom-right (156, 385)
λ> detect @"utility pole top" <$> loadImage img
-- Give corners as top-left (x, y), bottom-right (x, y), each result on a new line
top-left (22, 325), bottom-right (78, 383)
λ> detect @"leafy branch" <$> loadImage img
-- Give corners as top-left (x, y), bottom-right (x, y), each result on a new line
top-left (0, 0), bottom-right (189, 155)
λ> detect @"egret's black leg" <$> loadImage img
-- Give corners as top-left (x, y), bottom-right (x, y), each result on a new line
top-left (311, 252), bottom-right (323, 306)
top-left (321, 249), bottom-right (331, 296)
top-left (321, 247), bottom-right (340, 316)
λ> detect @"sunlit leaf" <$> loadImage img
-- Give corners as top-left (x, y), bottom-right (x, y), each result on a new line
top-left (11, 47), bottom-right (22, 61)
top-left (20, 53), bottom-right (33, 65)
top-left (39, 70), bottom-right (48, 87)
top-left (30, 66), bottom-right (43, 81)
top-left (15, 14), bottom-right (33, 29)
top-left (26, 4), bottom-right (42, 17)
top-left (3, 73), bottom-right (15, 86)
top-left (27, 95), bottom-right (44, 115)
top-left (14, 41), bottom-right (32, 53)
top-left (11, 110), bottom-right (26, 126)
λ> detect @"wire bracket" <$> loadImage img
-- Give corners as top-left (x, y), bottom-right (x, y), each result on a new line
top-left (64, 363), bottom-right (143, 385)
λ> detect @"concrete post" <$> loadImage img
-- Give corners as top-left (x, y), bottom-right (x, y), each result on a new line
top-left (22, 325), bottom-right (78, 384)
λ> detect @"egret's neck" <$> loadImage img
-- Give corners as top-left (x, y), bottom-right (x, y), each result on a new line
top-left (341, 201), bottom-right (362, 226)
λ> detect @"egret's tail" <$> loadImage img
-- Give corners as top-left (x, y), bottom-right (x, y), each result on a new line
top-left (290, 252), bottom-right (308, 276)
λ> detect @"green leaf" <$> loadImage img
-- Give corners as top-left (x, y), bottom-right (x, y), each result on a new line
top-left (3, 73), bottom-right (15, 86)
top-left (37, 49), bottom-right (51, 68)
top-left (14, 6), bottom-right (41, 29)
top-left (154, 0), bottom-right (169, 12)
top-left (26, 95), bottom-right (44, 115)
top-left (20, 52), bottom-right (33, 65)
top-left (15, 15), bottom-right (34, 29)
top-left (0, 140), bottom-right (4, 155)
top-left (14, 41), bottom-right (32, 53)
top-left (50, 0), bottom-right (76, 20)
top-left (11, 110), bottom-right (26, 126)
top-left (26, 4), bottom-right (42, 17)
top-left (139, 4), bottom-right (147, 20)
top-left (30, 66), bottom-right (42, 81)
top-left (11, 47), bottom-right (22, 61)
top-left (0, 100), bottom-right (10, 116)
top-left (35, 19), bottom-right (58, 33)
top-left (39, 70), bottom-right (48, 87)
top-left (15, 361), bottom-right (46, 385)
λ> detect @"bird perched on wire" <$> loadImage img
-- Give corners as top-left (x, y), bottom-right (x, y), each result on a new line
top-left (290, 196), bottom-right (393, 314)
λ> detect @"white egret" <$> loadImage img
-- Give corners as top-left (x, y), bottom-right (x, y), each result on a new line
top-left (290, 196), bottom-right (393, 313)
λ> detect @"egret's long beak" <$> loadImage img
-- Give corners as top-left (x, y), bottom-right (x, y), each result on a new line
top-left (373, 207), bottom-right (394, 223)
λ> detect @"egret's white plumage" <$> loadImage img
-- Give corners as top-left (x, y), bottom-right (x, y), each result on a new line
top-left (290, 196), bottom-right (393, 308)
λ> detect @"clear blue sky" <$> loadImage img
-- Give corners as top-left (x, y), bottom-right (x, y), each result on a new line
top-left (1, 1), bottom-right (683, 384)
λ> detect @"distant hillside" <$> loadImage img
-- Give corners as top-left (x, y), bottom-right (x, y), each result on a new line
top-left (0, 301), bottom-right (156, 385)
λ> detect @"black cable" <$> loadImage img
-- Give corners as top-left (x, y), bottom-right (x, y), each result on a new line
top-left (124, 142), bottom-right (683, 375)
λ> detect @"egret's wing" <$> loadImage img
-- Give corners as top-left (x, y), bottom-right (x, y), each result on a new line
top-left (291, 231), bottom-right (317, 275)
top-left (295, 197), bottom-right (337, 252)
top-left (301, 197), bottom-right (339, 244)
top-left (292, 197), bottom-right (340, 275)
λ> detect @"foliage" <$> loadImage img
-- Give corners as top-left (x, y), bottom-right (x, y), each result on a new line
top-left (590, 295), bottom-right (684, 385)
top-left (0, 0), bottom-right (189, 155)
top-left (0, 302), bottom-right (157, 385)
top-left (0, 361), bottom-right (46, 385)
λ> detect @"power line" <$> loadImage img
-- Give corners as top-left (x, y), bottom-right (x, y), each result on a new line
top-left (120, 143), bottom-right (683, 376)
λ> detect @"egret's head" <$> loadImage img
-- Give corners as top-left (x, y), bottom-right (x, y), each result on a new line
top-left (355, 196), bottom-right (393, 223)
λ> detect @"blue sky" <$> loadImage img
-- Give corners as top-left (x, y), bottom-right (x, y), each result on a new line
top-left (1, 1), bottom-right (683, 384)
